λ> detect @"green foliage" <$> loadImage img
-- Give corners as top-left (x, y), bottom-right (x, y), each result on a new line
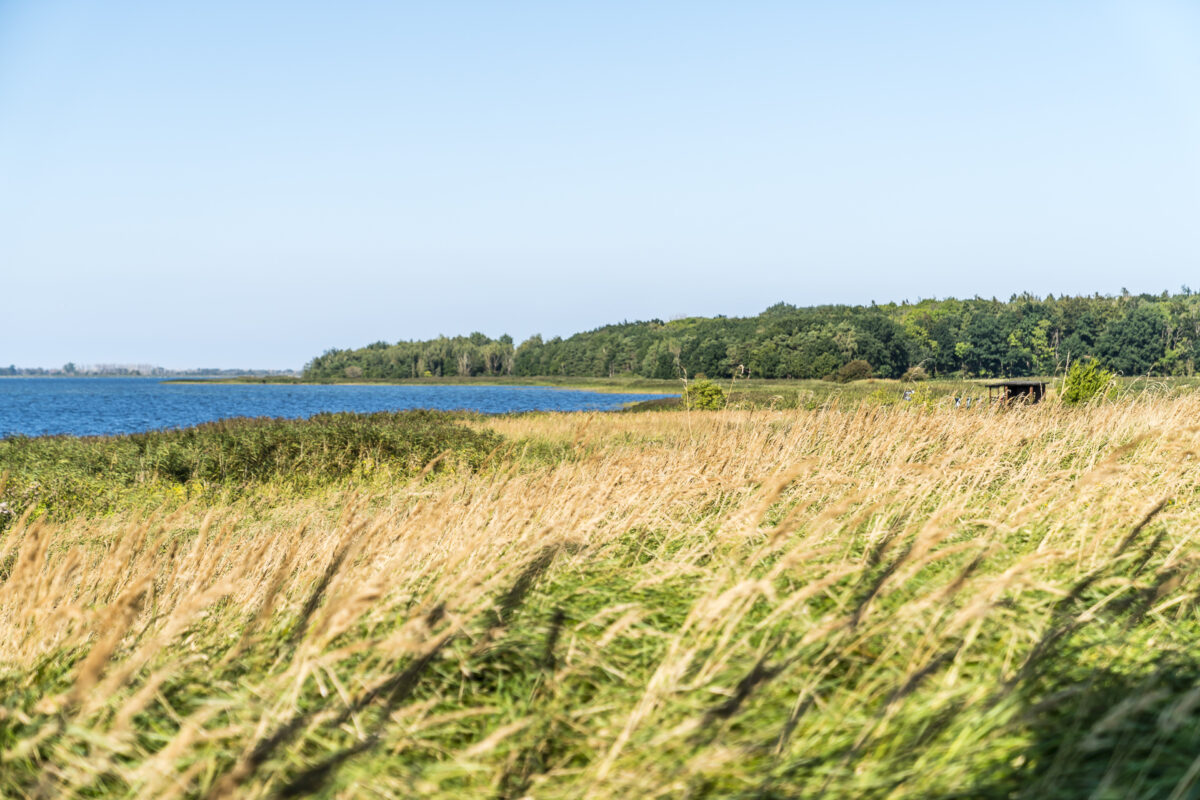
top-left (682, 379), bottom-right (726, 410)
top-left (306, 292), bottom-right (1200, 382)
top-left (827, 359), bottom-right (872, 383)
top-left (867, 387), bottom-right (901, 406)
top-left (305, 333), bottom-right (517, 381)
top-left (7, 401), bottom-right (1200, 797)
top-left (1061, 360), bottom-right (1116, 405)
top-left (901, 365), bottom-right (928, 381)
top-left (1096, 304), bottom-right (1166, 375)
top-left (0, 411), bottom-right (503, 526)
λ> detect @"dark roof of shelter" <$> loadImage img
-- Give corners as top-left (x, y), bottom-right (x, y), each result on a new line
top-left (984, 380), bottom-right (1047, 387)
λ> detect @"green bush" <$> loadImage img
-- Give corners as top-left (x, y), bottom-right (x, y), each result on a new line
top-left (1061, 360), bottom-right (1116, 405)
top-left (826, 359), bottom-right (873, 383)
top-left (682, 379), bottom-right (726, 410)
top-left (901, 365), bottom-right (929, 382)
top-left (0, 410), bottom-right (504, 526)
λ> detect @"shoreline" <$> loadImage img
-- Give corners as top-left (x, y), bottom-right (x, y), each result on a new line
top-left (160, 376), bottom-right (683, 394)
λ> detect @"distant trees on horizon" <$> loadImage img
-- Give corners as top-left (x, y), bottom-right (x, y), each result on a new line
top-left (302, 290), bottom-right (1200, 382)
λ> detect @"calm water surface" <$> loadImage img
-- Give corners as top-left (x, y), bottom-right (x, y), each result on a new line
top-left (0, 378), bottom-right (676, 438)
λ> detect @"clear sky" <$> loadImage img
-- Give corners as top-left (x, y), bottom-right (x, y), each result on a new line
top-left (2, 1), bottom-right (1199, 369)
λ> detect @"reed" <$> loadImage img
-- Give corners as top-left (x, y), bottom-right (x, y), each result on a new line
top-left (2, 396), bottom-right (1199, 797)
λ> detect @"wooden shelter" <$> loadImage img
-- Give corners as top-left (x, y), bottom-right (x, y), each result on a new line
top-left (986, 380), bottom-right (1047, 405)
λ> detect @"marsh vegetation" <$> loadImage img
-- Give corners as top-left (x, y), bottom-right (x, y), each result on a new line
top-left (2, 395), bottom-right (1200, 797)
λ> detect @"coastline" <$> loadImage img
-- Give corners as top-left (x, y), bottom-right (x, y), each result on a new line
top-left (160, 375), bottom-right (684, 394)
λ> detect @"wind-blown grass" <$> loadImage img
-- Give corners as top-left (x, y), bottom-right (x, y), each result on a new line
top-left (2, 397), bottom-right (1200, 797)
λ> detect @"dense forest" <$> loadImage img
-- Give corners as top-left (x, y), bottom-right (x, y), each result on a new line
top-left (303, 291), bottom-right (1200, 381)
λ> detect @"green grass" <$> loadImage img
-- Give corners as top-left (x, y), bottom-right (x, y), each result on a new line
top-left (5, 394), bottom-right (1200, 797)
top-left (171, 374), bottom-right (1200, 411)
top-left (0, 410), bottom-right (502, 527)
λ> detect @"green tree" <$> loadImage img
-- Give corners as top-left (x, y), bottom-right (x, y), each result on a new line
top-left (682, 379), bottom-right (726, 410)
top-left (1061, 360), bottom-right (1115, 405)
top-left (828, 359), bottom-right (872, 383)
top-left (1096, 305), bottom-right (1164, 375)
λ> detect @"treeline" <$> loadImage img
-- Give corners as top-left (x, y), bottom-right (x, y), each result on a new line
top-left (303, 291), bottom-right (1200, 381)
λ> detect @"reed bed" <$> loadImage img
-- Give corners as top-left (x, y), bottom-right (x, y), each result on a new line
top-left (2, 397), bottom-right (1200, 798)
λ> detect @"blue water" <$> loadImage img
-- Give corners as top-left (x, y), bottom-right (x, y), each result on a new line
top-left (0, 378), bottom-right (676, 438)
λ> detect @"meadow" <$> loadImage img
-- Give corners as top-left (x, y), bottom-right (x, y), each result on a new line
top-left (2, 392), bottom-right (1200, 798)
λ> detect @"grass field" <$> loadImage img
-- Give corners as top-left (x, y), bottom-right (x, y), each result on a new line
top-left (185, 372), bottom-right (1200, 409)
top-left (3, 394), bottom-right (1200, 797)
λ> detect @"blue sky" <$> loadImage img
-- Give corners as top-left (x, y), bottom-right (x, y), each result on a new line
top-left (2, 1), bottom-right (1198, 369)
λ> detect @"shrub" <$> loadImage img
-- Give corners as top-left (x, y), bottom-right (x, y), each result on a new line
top-left (0, 410), bottom-right (504, 524)
top-left (901, 366), bottom-right (929, 382)
top-left (868, 388), bottom-right (900, 406)
top-left (682, 379), bottom-right (726, 410)
top-left (827, 359), bottom-right (873, 383)
top-left (1061, 360), bottom-right (1116, 405)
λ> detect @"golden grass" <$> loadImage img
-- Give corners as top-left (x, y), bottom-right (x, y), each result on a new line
top-left (3, 397), bottom-right (1200, 797)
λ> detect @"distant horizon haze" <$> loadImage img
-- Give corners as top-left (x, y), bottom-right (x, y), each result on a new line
top-left (3, 1), bottom-right (1198, 370)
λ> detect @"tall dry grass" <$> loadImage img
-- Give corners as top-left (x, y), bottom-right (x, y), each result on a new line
top-left (3, 397), bottom-right (1200, 798)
